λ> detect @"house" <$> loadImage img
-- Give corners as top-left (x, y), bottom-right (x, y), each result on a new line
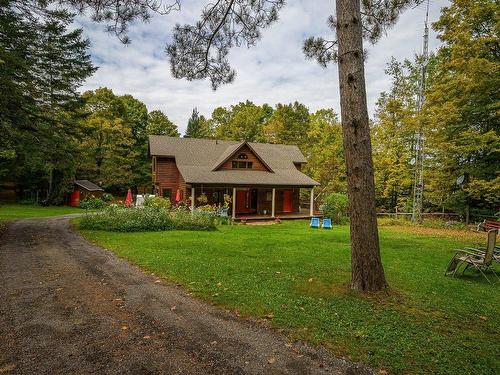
top-left (148, 136), bottom-right (320, 219)
top-left (68, 180), bottom-right (104, 207)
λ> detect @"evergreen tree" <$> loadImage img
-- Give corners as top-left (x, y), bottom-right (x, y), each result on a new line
top-left (0, 3), bottom-right (96, 202)
top-left (166, 0), bottom-right (423, 291)
top-left (184, 108), bottom-right (210, 138)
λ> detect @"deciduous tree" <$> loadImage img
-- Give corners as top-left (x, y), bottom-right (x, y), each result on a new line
top-left (147, 110), bottom-right (180, 136)
top-left (425, 0), bottom-right (499, 218)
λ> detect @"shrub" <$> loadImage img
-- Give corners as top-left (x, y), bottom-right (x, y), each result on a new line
top-left (79, 206), bottom-right (216, 232)
top-left (79, 196), bottom-right (106, 209)
top-left (196, 204), bottom-right (218, 213)
top-left (320, 193), bottom-right (349, 224)
top-left (102, 193), bottom-right (114, 202)
top-left (196, 193), bottom-right (208, 204)
top-left (144, 195), bottom-right (171, 209)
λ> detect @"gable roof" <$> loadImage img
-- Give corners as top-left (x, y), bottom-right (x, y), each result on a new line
top-left (211, 141), bottom-right (274, 172)
top-left (74, 180), bottom-right (104, 191)
top-left (149, 136), bottom-right (320, 187)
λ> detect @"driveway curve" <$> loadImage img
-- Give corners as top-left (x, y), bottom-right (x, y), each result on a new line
top-left (0, 217), bottom-right (370, 375)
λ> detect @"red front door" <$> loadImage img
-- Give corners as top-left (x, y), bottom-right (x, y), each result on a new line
top-left (236, 190), bottom-right (249, 214)
top-left (283, 190), bottom-right (293, 213)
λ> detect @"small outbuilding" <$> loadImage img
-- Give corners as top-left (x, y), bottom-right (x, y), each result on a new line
top-left (68, 180), bottom-right (104, 207)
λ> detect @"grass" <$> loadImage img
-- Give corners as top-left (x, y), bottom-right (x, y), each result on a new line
top-left (78, 221), bottom-right (499, 374)
top-left (0, 203), bottom-right (86, 220)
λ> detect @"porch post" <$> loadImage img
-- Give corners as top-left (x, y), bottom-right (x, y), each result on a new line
top-left (271, 188), bottom-right (276, 218)
top-left (310, 187), bottom-right (314, 216)
top-left (232, 187), bottom-right (236, 219)
top-left (191, 186), bottom-right (195, 214)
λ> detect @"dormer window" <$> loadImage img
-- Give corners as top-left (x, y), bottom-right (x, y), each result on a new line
top-left (232, 161), bottom-right (253, 169)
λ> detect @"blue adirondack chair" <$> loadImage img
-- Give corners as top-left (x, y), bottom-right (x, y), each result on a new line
top-left (322, 217), bottom-right (332, 229)
top-left (310, 217), bottom-right (320, 228)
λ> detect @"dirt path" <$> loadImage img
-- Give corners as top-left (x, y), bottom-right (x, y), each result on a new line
top-left (0, 217), bottom-right (370, 375)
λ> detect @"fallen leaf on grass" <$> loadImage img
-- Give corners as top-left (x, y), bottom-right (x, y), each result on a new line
top-left (121, 326), bottom-right (128, 330)
top-left (267, 357), bottom-right (276, 364)
top-left (170, 306), bottom-right (177, 311)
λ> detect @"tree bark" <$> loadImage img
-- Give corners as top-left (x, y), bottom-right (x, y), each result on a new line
top-left (336, 0), bottom-right (387, 291)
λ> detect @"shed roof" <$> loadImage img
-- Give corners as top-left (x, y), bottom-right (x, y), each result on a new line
top-left (74, 180), bottom-right (104, 192)
top-left (149, 136), bottom-right (319, 187)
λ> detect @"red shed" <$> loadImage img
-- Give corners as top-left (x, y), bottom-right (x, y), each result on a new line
top-left (69, 180), bottom-right (104, 207)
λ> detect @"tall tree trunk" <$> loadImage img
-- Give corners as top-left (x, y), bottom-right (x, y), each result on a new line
top-left (336, 0), bottom-right (387, 291)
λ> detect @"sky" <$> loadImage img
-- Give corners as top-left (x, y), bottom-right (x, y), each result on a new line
top-left (77, 0), bottom-right (450, 134)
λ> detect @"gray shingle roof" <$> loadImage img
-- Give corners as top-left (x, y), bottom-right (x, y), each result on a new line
top-left (149, 136), bottom-right (320, 187)
top-left (74, 180), bottom-right (104, 191)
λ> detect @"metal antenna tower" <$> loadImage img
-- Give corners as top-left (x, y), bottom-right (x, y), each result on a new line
top-left (411, 0), bottom-right (430, 223)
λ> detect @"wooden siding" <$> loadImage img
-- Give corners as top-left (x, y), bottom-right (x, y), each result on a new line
top-left (218, 145), bottom-right (269, 171)
top-left (156, 157), bottom-right (186, 202)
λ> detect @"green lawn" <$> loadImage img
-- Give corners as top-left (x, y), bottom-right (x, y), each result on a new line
top-left (0, 203), bottom-right (85, 220)
top-left (78, 221), bottom-right (499, 374)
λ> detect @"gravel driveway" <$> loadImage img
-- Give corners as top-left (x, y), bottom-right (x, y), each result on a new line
top-left (0, 216), bottom-right (370, 375)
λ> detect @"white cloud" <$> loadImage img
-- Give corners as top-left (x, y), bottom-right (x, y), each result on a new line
top-left (78, 0), bottom-right (450, 134)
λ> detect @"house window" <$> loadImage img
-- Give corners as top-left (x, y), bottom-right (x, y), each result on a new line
top-left (232, 160), bottom-right (253, 169)
top-left (266, 191), bottom-right (272, 201)
top-left (237, 153), bottom-right (248, 159)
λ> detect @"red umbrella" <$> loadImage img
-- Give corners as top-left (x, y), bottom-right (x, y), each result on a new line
top-left (175, 189), bottom-right (181, 202)
top-left (124, 188), bottom-right (133, 208)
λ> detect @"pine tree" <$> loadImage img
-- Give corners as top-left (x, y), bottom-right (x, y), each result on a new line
top-left (0, 3), bottom-right (96, 202)
top-left (165, 0), bottom-right (423, 291)
top-left (184, 108), bottom-right (210, 138)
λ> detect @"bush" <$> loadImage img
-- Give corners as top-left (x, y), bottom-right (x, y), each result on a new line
top-left (320, 193), bottom-right (349, 224)
top-left (102, 193), bottom-right (114, 202)
top-left (79, 197), bottom-right (106, 209)
top-left (79, 206), bottom-right (216, 232)
top-left (144, 195), bottom-right (171, 209)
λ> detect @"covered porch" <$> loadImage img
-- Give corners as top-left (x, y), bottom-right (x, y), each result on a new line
top-left (187, 185), bottom-right (319, 220)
